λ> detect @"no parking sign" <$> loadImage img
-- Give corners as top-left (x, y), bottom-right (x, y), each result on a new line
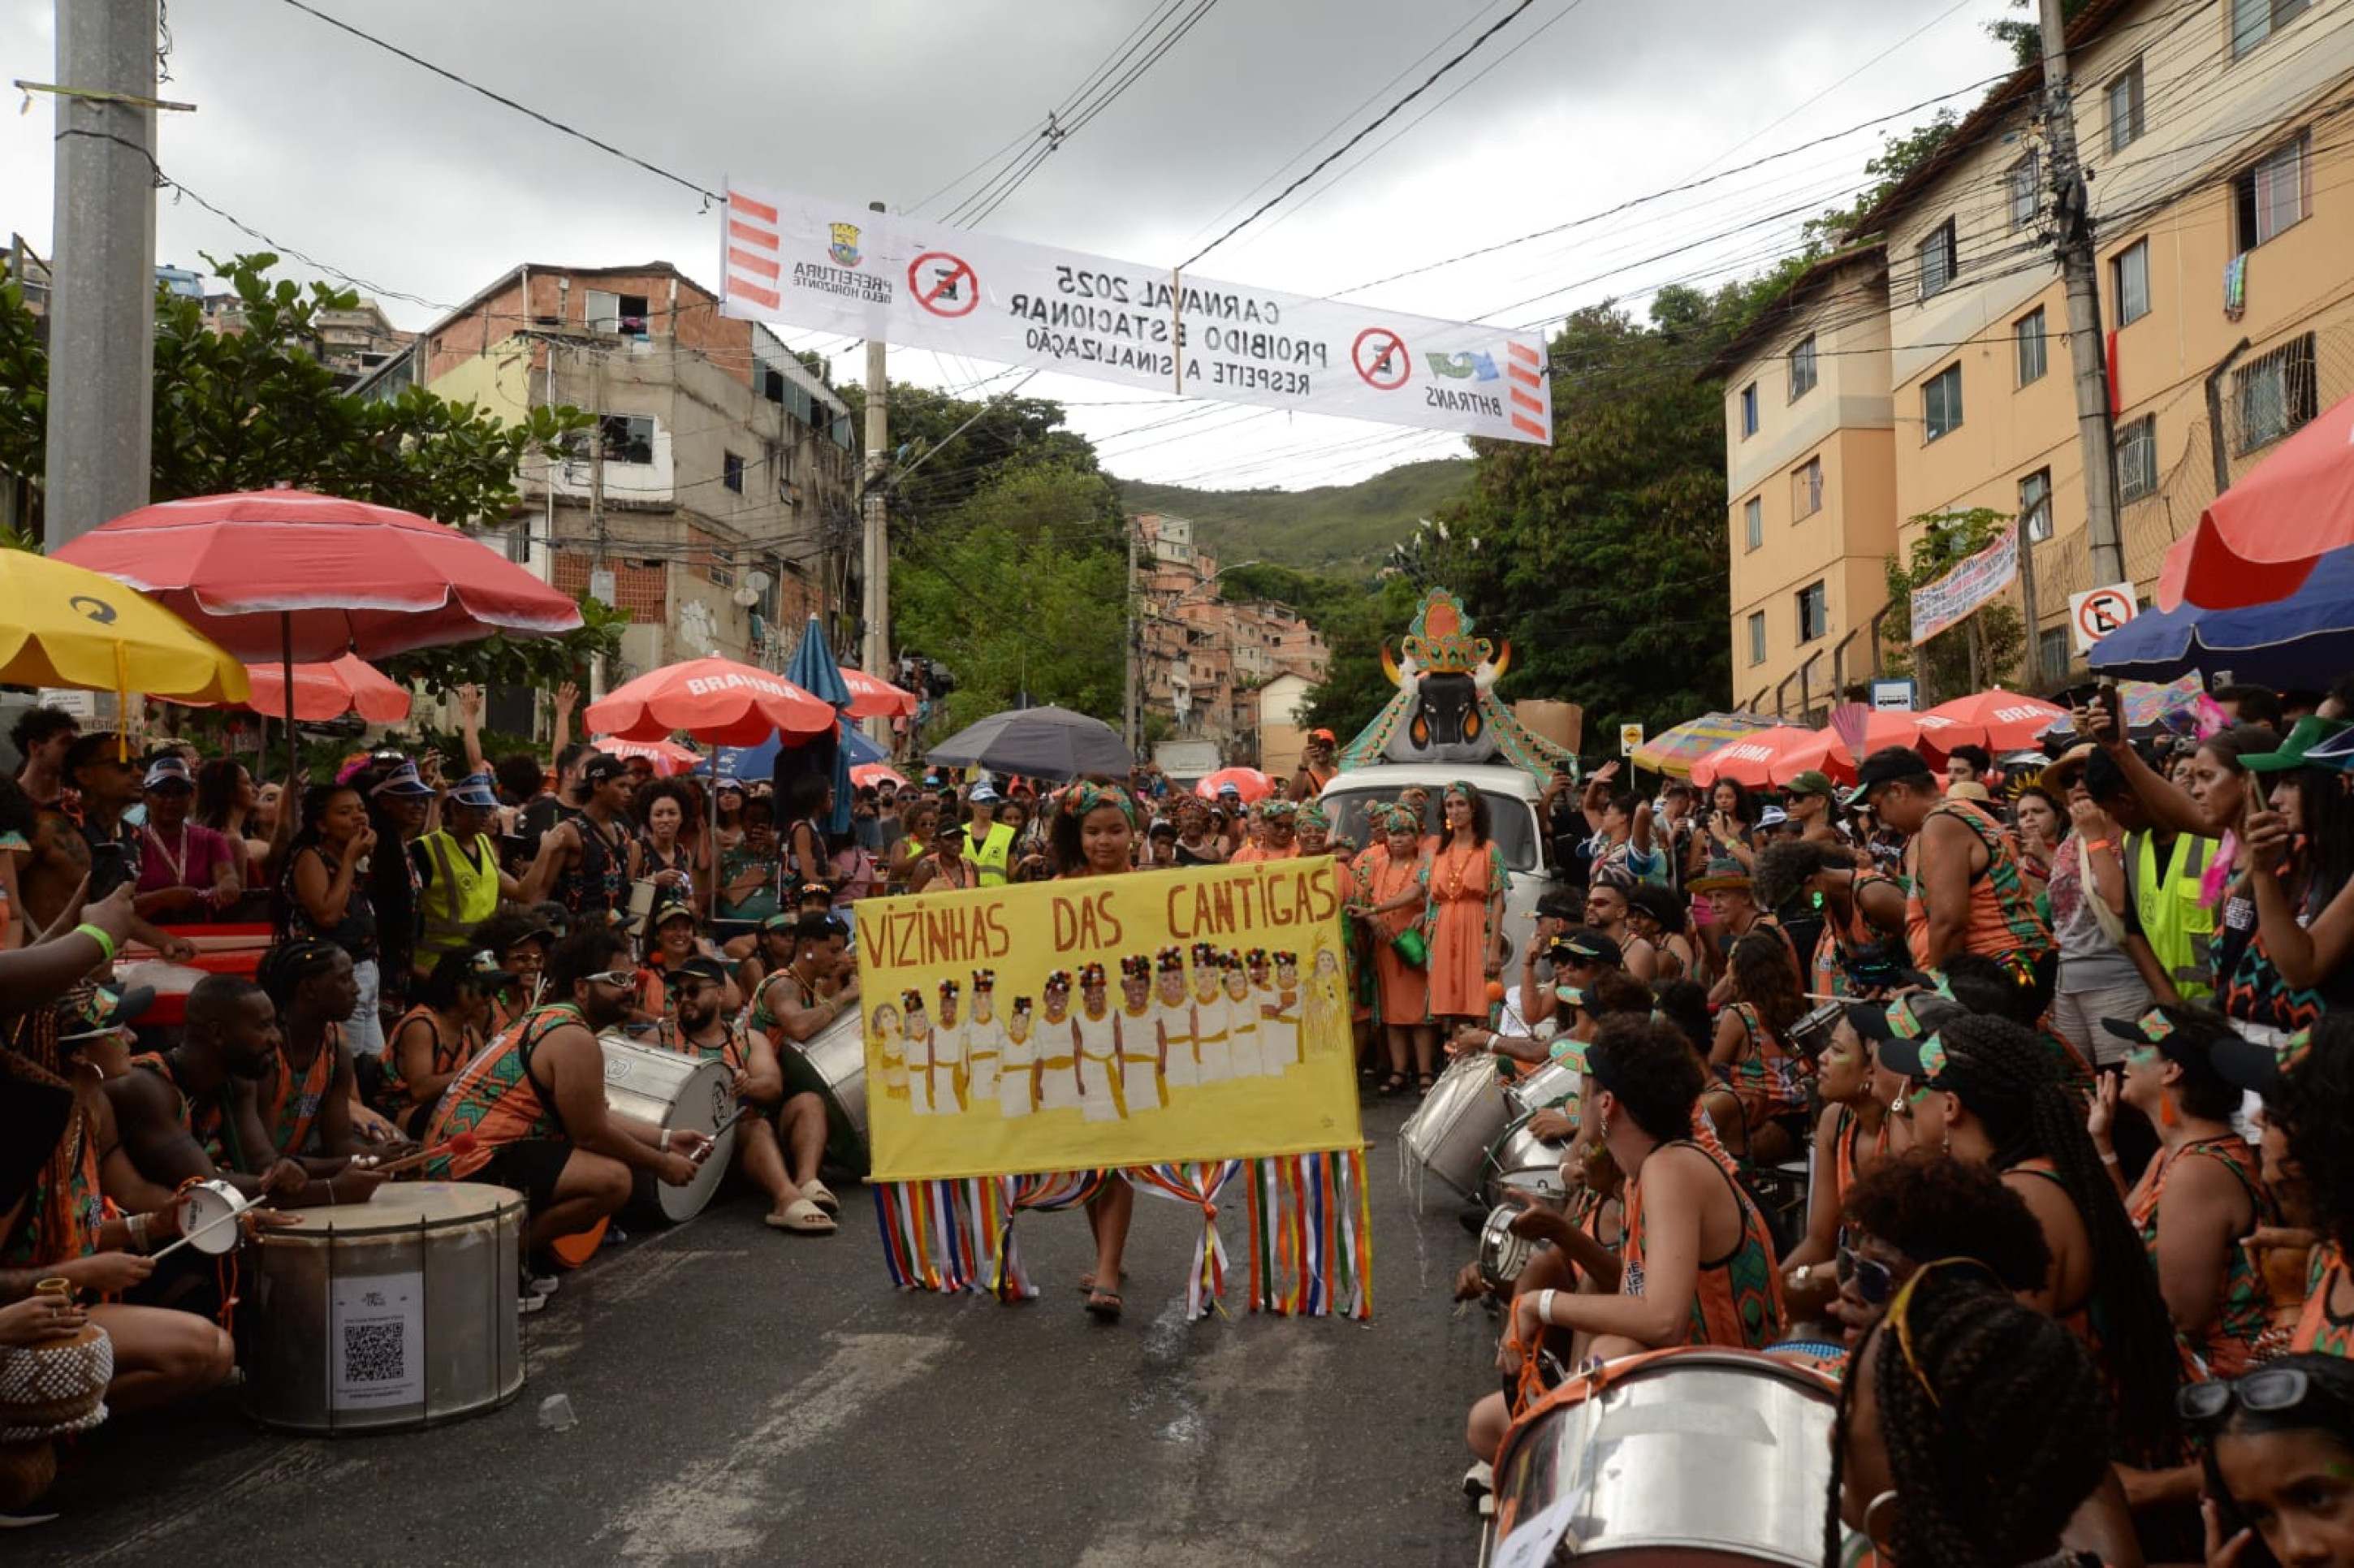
top-left (2069, 583), bottom-right (2139, 654)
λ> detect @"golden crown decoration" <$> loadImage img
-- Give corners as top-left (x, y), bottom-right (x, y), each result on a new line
top-left (1399, 588), bottom-right (1493, 676)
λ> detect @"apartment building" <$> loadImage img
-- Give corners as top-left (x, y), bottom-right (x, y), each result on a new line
top-left (1717, 0), bottom-right (2354, 711)
top-left (1130, 512), bottom-right (1330, 751)
top-left (402, 261), bottom-right (858, 687)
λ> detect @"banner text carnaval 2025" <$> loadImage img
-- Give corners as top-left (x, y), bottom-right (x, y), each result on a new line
top-left (852, 859), bottom-right (1367, 1181)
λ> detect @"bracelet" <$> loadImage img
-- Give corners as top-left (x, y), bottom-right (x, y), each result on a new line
top-left (126, 1212), bottom-right (149, 1254)
top-left (2099, 1151), bottom-right (2120, 1167)
top-left (1535, 1288), bottom-right (1557, 1327)
top-left (73, 922), bottom-right (116, 963)
top-left (2084, 839), bottom-right (2114, 853)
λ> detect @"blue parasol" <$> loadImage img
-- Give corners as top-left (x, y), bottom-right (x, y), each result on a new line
top-left (784, 615), bottom-right (854, 834)
top-left (2090, 543), bottom-right (2354, 688)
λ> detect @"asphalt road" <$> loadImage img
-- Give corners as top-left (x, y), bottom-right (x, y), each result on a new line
top-left (26, 1097), bottom-right (1505, 1567)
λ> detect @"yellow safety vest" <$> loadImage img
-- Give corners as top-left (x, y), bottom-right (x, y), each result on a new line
top-left (2129, 830), bottom-right (2214, 1000)
top-left (965, 822), bottom-right (1015, 887)
top-left (416, 830), bottom-right (502, 970)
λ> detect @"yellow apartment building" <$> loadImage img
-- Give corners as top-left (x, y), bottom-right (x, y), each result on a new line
top-left (1718, 0), bottom-right (2354, 712)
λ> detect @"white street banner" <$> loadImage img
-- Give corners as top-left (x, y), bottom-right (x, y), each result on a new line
top-left (720, 184), bottom-right (1553, 446)
top-left (1909, 525), bottom-right (2019, 646)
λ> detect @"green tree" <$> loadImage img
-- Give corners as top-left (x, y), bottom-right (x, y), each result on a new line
top-left (0, 253), bottom-right (619, 689)
top-left (1987, 0), bottom-right (2095, 68)
top-left (845, 381), bottom-right (1109, 525)
top-left (1878, 508), bottom-right (2026, 702)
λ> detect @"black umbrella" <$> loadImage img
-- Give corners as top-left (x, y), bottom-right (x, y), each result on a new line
top-left (925, 705), bottom-right (1135, 782)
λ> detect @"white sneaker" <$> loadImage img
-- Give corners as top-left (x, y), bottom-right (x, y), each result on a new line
top-left (1462, 1459), bottom-right (1493, 1498)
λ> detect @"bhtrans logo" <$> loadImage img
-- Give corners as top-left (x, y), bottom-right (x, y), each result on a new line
top-left (685, 672), bottom-right (797, 698)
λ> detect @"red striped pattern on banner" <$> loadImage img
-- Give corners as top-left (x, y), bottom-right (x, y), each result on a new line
top-left (724, 187), bottom-right (784, 314)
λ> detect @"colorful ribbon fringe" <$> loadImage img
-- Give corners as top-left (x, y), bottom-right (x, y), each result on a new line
top-left (875, 1150), bottom-right (1369, 1322)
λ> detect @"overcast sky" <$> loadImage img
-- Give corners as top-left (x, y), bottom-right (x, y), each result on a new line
top-left (1, 0), bottom-right (2019, 492)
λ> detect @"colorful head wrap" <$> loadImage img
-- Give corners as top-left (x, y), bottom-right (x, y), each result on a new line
top-left (1443, 780), bottom-right (1477, 805)
top-left (1157, 944), bottom-right (1187, 972)
top-left (970, 969), bottom-right (996, 991)
top-left (1119, 954), bottom-right (1151, 980)
top-left (1261, 800), bottom-right (1299, 823)
top-left (1379, 804), bottom-right (1419, 836)
top-left (901, 988), bottom-right (926, 1010)
top-left (1058, 780), bottom-right (1136, 826)
top-left (1294, 801), bottom-right (1330, 831)
top-left (1274, 950), bottom-right (1298, 968)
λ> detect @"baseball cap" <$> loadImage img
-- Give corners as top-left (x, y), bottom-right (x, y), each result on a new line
top-left (970, 783), bottom-right (1000, 804)
top-left (58, 983), bottom-right (154, 1041)
top-left (369, 759), bottom-right (436, 798)
top-left (141, 756), bottom-right (197, 792)
top-left (1310, 728), bottom-right (1337, 743)
top-left (447, 771), bottom-right (501, 810)
top-left (1755, 805), bottom-right (1789, 829)
top-left (464, 949), bottom-right (520, 988)
top-left (1216, 781), bottom-right (1242, 797)
top-left (1841, 745), bottom-right (1936, 809)
top-left (1552, 927), bottom-right (1623, 969)
top-left (2308, 723), bottom-right (2354, 771)
top-left (2241, 715), bottom-right (2354, 773)
top-left (2101, 1004), bottom-right (2238, 1072)
top-left (1784, 770), bottom-right (1836, 800)
top-left (1849, 991), bottom-right (1967, 1054)
top-left (672, 955), bottom-right (732, 987)
top-left (2212, 1026), bottom-right (2313, 1098)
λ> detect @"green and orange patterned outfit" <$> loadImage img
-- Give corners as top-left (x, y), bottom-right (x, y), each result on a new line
top-left (264, 1026), bottom-right (339, 1156)
top-left (2127, 1134), bottom-right (2275, 1376)
top-left (2294, 1240), bottom-right (2354, 1358)
top-left (424, 1005), bottom-right (577, 1179)
top-left (1903, 799), bottom-right (2054, 972)
top-left (1619, 1139), bottom-right (1786, 1350)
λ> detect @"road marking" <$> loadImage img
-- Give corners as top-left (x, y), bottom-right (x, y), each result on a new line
top-left (599, 1331), bottom-right (948, 1562)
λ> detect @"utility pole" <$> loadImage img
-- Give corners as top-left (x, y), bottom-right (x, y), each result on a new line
top-left (2041, 0), bottom-right (2127, 590)
top-left (43, 0), bottom-right (160, 549)
top-left (859, 200), bottom-right (892, 744)
top-left (1123, 521), bottom-right (1141, 753)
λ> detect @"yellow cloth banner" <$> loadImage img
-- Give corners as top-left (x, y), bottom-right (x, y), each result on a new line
top-left (853, 859), bottom-right (1365, 1181)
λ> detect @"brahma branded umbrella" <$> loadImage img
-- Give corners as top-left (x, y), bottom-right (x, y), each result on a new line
top-left (583, 658), bottom-right (832, 746)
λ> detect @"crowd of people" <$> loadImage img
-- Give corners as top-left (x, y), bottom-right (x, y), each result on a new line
top-left (1444, 677), bottom-right (2354, 1568)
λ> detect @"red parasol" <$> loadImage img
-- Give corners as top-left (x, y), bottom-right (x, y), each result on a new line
top-left (850, 763), bottom-right (909, 790)
top-left (841, 667), bottom-right (919, 719)
top-left (1195, 767), bottom-right (1275, 803)
top-left (1689, 726), bottom-right (1825, 788)
top-left (2166, 388), bottom-right (2354, 610)
top-left (593, 736), bottom-right (702, 777)
top-left (1919, 690), bottom-right (2070, 752)
top-left (583, 657), bottom-right (833, 746)
top-left (231, 654), bottom-right (412, 724)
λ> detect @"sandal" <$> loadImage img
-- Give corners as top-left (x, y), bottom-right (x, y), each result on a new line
top-left (1084, 1288), bottom-right (1123, 1323)
top-left (1416, 1073), bottom-right (1438, 1098)
top-left (766, 1199), bottom-right (838, 1234)
top-left (801, 1179), bottom-right (840, 1215)
top-left (1377, 1072), bottom-right (1409, 1096)
top-left (1076, 1268), bottom-right (1129, 1294)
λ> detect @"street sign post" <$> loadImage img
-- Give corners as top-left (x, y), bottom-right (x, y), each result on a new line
top-left (2069, 582), bottom-right (2139, 654)
top-left (1870, 678), bottom-right (1917, 711)
top-left (1618, 723), bottom-right (1643, 757)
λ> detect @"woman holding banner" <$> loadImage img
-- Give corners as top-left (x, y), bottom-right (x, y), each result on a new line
top-left (1051, 781), bottom-right (1141, 1323)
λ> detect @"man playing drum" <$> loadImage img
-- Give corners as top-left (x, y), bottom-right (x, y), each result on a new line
top-left (424, 927), bottom-right (713, 1295)
top-left (660, 957), bottom-right (836, 1236)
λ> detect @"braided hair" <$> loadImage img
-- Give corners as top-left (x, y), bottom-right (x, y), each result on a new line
top-left (1933, 1013), bottom-right (2181, 1462)
top-left (1822, 1268), bottom-right (2110, 1568)
top-left (256, 938), bottom-right (344, 1012)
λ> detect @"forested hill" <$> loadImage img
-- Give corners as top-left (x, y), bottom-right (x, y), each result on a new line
top-left (1115, 457), bottom-right (1471, 577)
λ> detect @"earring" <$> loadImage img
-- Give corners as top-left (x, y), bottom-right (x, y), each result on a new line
top-left (1863, 1488), bottom-right (1900, 1546)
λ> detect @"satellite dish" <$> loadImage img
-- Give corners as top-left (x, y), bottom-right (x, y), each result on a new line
top-left (731, 585), bottom-right (760, 607)
top-left (746, 569), bottom-right (771, 593)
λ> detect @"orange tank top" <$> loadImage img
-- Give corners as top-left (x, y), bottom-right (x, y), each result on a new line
top-left (1619, 1140), bottom-right (1786, 1350)
top-left (1903, 800), bottom-right (2054, 969)
top-left (2293, 1241), bottom-right (2354, 1358)
top-left (424, 1005), bottom-right (577, 1178)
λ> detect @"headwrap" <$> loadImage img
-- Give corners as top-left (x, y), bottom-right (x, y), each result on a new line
top-left (1294, 801), bottom-right (1330, 831)
top-left (1043, 969), bottom-right (1073, 993)
top-left (1156, 945), bottom-right (1186, 973)
top-left (1078, 961), bottom-right (1108, 987)
top-left (1378, 804), bottom-right (1420, 836)
top-left (1261, 800), bottom-right (1299, 823)
top-left (1057, 780), bottom-right (1136, 827)
top-left (901, 988), bottom-right (926, 1010)
top-left (1443, 780), bottom-right (1477, 805)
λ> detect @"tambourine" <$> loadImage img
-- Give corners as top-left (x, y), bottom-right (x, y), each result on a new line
top-left (172, 1179), bottom-right (253, 1256)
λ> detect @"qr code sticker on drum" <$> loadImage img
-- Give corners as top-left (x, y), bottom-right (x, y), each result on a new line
top-left (329, 1274), bottom-right (423, 1410)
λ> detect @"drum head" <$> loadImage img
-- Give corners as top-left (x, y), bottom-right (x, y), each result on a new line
top-left (275, 1181), bottom-right (525, 1235)
top-left (177, 1180), bottom-right (247, 1255)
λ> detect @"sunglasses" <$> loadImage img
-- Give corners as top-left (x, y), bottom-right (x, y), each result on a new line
top-left (1836, 1236), bottom-right (1898, 1306)
top-left (2179, 1365), bottom-right (2326, 1424)
top-left (582, 969), bottom-right (637, 989)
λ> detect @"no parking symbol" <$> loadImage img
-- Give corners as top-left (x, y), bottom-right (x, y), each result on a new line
top-left (2069, 582), bottom-right (2139, 654)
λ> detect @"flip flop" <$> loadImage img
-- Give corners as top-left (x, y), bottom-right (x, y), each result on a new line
top-left (1084, 1288), bottom-right (1123, 1323)
top-left (1076, 1268), bottom-right (1129, 1294)
top-left (766, 1199), bottom-right (837, 1234)
top-left (801, 1179), bottom-right (840, 1215)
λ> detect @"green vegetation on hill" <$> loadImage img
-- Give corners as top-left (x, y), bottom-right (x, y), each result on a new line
top-left (1116, 456), bottom-right (1471, 576)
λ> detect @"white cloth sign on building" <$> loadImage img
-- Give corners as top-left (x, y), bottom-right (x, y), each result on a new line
top-left (720, 184), bottom-right (1553, 447)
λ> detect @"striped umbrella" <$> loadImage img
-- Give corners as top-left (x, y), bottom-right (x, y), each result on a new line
top-left (1628, 711), bottom-right (1781, 777)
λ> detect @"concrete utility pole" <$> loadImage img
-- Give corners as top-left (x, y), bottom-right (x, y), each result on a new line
top-left (859, 201), bottom-right (892, 742)
top-left (1123, 521), bottom-right (1142, 752)
top-left (2041, 0), bottom-right (2127, 590)
top-left (43, 0), bottom-right (160, 549)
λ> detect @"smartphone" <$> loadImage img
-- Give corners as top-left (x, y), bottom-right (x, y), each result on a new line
top-left (2096, 675), bottom-right (2123, 733)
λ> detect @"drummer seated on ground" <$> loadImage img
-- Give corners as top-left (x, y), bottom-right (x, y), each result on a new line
top-left (659, 957), bottom-right (836, 1235)
top-left (423, 927), bottom-right (713, 1292)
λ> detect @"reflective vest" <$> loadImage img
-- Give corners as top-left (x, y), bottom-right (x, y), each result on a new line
top-left (964, 821), bottom-right (1015, 887)
top-left (416, 829), bottom-right (502, 968)
top-left (2129, 829), bottom-right (2214, 1001)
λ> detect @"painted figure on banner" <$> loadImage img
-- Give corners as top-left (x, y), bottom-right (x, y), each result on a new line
top-left (1116, 957), bottom-right (1165, 1116)
top-left (997, 996), bottom-right (1036, 1118)
top-left (1188, 943), bottom-right (1232, 1082)
top-left (1074, 962), bottom-right (1125, 1122)
top-left (1271, 951), bottom-right (1303, 1065)
top-left (1304, 947), bottom-right (1348, 1050)
top-left (963, 970), bottom-right (1002, 1107)
top-left (1222, 951), bottom-right (1266, 1077)
top-left (931, 979), bottom-right (967, 1114)
top-left (1244, 949), bottom-right (1287, 1067)
top-left (1034, 970), bottom-right (1082, 1113)
top-left (1154, 948), bottom-right (1198, 1091)
top-left (871, 1001), bottom-right (908, 1104)
top-left (902, 989), bottom-right (939, 1115)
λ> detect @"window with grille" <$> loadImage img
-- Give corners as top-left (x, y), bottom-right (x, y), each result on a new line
top-left (2112, 240), bottom-right (2150, 326)
top-left (723, 452), bottom-right (745, 494)
top-left (1923, 364), bottom-right (1963, 443)
top-left (2233, 0), bottom-right (2310, 58)
top-left (2107, 60), bottom-right (2145, 153)
top-left (1747, 611), bottom-right (1767, 666)
top-left (2007, 153), bottom-right (2041, 231)
top-left (1793, 457), bottom-right (1824, 520)
top-left (1740, 382), bottom-right (1759, 437)
top-left (2019, 468), bottom-right (2054, 542)
top-left (2039, 624), bottom-right (2071, 678)
top-left (2233, 132), bottom-right (2310, 252)
top-left (1917, 219), bottom-right (1958, 299)
top-left (1788, 335), bottom-right (1817, 400)
top-left (2015, 309), bottom-right (2048, 386)
top-left (1743, 496), bottom-right (1762, 551)
top-left (2233, 333), bottom-right (2318, 454)
top-left (2116, 416), bottom-right (2159, 500)
top-left (1795, 581), bottom-right (1828, 644)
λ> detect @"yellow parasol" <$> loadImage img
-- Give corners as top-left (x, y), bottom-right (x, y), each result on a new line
top-left (0, 551), bottom-right (252, 719)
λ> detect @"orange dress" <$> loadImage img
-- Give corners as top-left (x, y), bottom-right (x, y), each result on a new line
top-left (1420, 837), bottom-right (1508, 1017)
top-left (1354, 844), bottom-right (1428, 1026)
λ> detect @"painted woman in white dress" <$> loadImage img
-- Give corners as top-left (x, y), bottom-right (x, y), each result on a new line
top-left (1246, 948), bottom-right (1294, 1070)
top-left (901, 990), bottom-right (938, 1115)
top-left (929, 978), bottom-right (967, 1114)
top-left (1073, 962), bottom-right (1125, 1122)
top-left (1114, 955), bottom-right (1163, 1116)
top-left (996, 996), bottom-right (1037, 1118)
top-left (1268, 952), bottom-right (1303, 1070)
top-left (1188, 941), bottom-right (1232, 1082)
top-left (1034, 970), bottom-right (1082, 1113)
top-left (962, 969), bottom-right (1003, 1108)
top-left (1153, 946), bottom-right (1198, 1091)
top-left (1221, 949), bottom-right (1265, 1077)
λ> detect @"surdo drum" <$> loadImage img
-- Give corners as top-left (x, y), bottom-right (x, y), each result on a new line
top-left (598, 1033), bottom-right (736, 1221)
top-left (1400, 1054), bottom-right (1510, 1203)
top-left (776, 1009), bottom-right (870, 1173)
top-left (244, 1183), bottom-right (525, 1435)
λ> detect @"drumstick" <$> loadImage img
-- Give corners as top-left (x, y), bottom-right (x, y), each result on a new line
top-left (149, 1198), bottom-right (261, 1262)
top-left (352, 1130), bottom-right (480, 1177)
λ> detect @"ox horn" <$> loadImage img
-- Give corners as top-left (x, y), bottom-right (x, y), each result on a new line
top-left (1475, 641), bottom-right (1512, 691)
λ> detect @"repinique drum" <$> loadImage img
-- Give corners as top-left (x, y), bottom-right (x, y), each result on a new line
top-left (1492, 1348), bottom-right (1845, 1568)
top-left (1476, 1204), bottom-right (1535, 1290)
top-left (1400, 1054), bottom-right (1509, 1203)
top-left (777, 1009), bottom-right (869, 1174)
top-left (173, 1177), bottom-right (251, 1255)
top-left (1484, 1117), bottom-right (1570, 1206)
top-left (244, 1182), bottom-right (524, 1436)
top-left (1507, 1059), bottom-right (1580, 1118)
top-left (598, 1032), bottom-right (737, 1222)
